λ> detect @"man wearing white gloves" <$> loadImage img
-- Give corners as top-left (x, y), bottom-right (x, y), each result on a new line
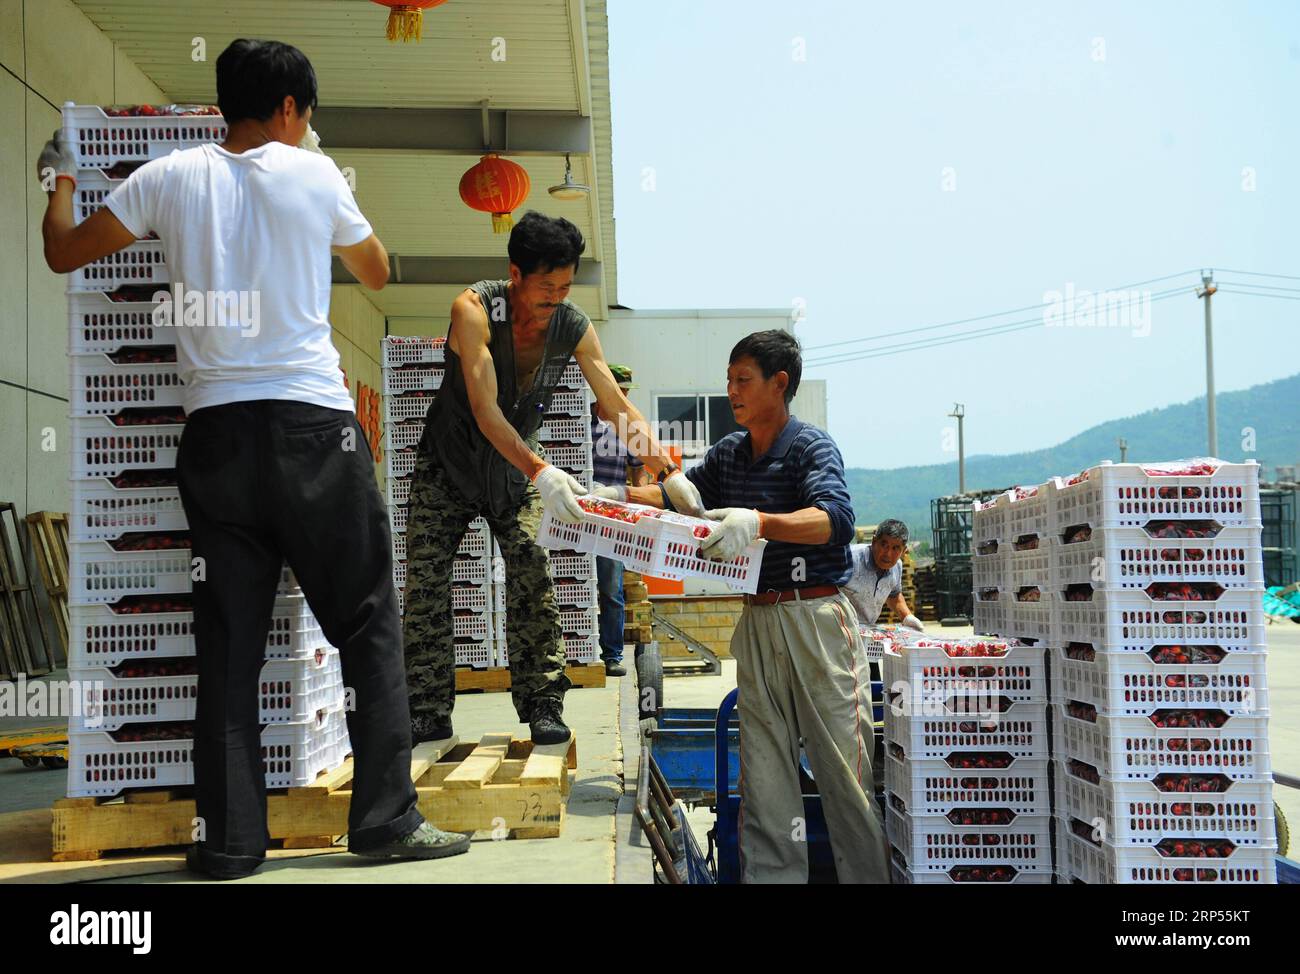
top-left (843, 520), bottom-right (923, 630)
top-left (402, 212), bottom-right (699, 746)
top-left (595, 329), bottom-right (887, 883)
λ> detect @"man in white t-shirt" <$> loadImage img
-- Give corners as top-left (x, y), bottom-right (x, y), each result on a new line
top-left (38, 38), bottom-right (467, 878)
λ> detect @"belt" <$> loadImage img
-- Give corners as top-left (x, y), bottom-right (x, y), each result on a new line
top-left (743, 584), bottom-right (841, 606)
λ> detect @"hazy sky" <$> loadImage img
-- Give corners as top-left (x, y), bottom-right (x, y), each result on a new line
top-left (607, 0), bottom-right (1299, 469)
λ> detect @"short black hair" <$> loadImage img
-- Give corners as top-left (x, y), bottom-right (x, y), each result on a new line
top-left (508, 211), bottom-right (585, 277)
top-left (875, 519), bottom-right (910, 544)
top-left (729, 330), bottom-right (802, 404)
top-left (216, 39), bottom-right (318, 124)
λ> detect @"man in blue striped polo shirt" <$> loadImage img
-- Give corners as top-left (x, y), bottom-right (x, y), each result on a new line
top-left (597, 330), bottom-right (888, 883)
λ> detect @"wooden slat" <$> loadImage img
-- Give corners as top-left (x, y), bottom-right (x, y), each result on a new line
top-left (0, 504), bottom-right (47, 674)
top-left (441, 733), bottom-right (512, 790)
top-left (24, 513), bottom-right (69, 663)
top-left (518, 739), bottom-right (570, 789)
top-left (455, 662), bottom-right (606, 693)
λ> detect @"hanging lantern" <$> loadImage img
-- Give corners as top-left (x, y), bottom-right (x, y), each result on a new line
top-left (371, 1), bottom-right (449, 43)
top-left (459, 153), bottom-right (531, 233)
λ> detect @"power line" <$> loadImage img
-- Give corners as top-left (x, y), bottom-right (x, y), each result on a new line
top-left (805, 289), bottom-right (1191, 367)
top-left (1216, 280), bottom-right (1300, 294)
top-left (800, 269), bottom-right (1201, 352)
top-left (1216, 287), bottom-right (1300, 301)
top-left (1214, 268), bottom-right (1300, 282)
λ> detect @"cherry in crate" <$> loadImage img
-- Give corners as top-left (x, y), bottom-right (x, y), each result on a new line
top-left (576, 497), bottom-right (712, 539)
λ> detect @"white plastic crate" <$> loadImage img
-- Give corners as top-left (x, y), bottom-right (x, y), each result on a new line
top-left (1052, 706), bottom-right (1270, 781)
top-left (538, 500), bottom-right (765, 594)
top-left (68, 240), bottom-right (169, 292)
top-left (452, 611), bottom-right (493, 641)
top-left (1055, 822), bottom-right (1275, 884)
top-left (861, 626), bottom-right (897, 661)
top-left (62, 102), bottom-right (227, 168)
top-left (972, 549), bottom-right (1007, 594)
top-left (540, 441), bottom-right (593, 471)
top-left (1051, 646), bottom-right (1268, 718)
top-left (451, 582), bottom-right (503, 614)
top-left (70, 482), bottom-right (186, 541)
top-left (382, 363), bottom-right (444, 395)
top-left (556, 360), bottom-right (586, 389)
top-left (544, 387), bottom-right (591, 417)
top-left (559, 605), bottom-right (598, 638)
top-left (1056, 587), bottom-right (1265, 648)
top-left (67, 727), bottom-right (195, 797)
top-left (388, 503), bottom-right (408, 535)
top-left (384, 422), bottom-right (423, 452)
top-left (547, 550), bottom-right (597, 580)
top-left (259, 648), bottom-right (344, 723)
top-left (1055, 524), bottom-right (1263, 591)
top-left (884, 750), bottom-right (1051, 817)
top-left (538, 414), bottom-right (593, 444)
top-left (382, 336), bottom-right (446, 369)
top-left (1051, 459), bottom-right (1261, 533)
top-left (68, 665), bottom-right (197, 733)
top-left (1007, 538), bottom-right (1053, 591)
top-left (562, 632), bottom-right (599, 663)
top-left (1006, 592), bottom-right (1054, 644)
top-left (882, 638), bottom-right (1046, 707)
top-left (69, 290), bottom-right (174, 355)
top-left (72, 416), bottom-right (184, 479)
top-left (890, 858), bottom-right (1053, 884)
top-left (882, 699), bottom-right (1050, 763)
top-left (972, 492), bottom-right (1009, 549)
top-left (971, 589), bottom-right (1006, 638)
top-left (68, 594), bottom-right (322, 667)
top-left (386, 475), bottom-right (412, 506)
top-left (385, 393), bottom-right (437, 423)
top-left (1005, 484), bottom-right (1051, 541)
top-left (70, 355), bottom-right (183, 417)
top-left (552, 577), bottom-right (597, 609)
top-left (885, 807), bottom-right (1053, 876)
top-left (262, 705), bottom-right (352, 790)
top-left (455, 637), bottom-right (495, 669)
top-left (386, 447), bottom-right (417, 479)
top-left (1054, 763), bottom-right (1275, 847)
top-left (393, 554), bottom-right (490, 589)
top-left (69, 543), bottom-right (192, 603)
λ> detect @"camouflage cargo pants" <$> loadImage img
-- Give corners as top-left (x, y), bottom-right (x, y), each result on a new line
top-left (403, 450), bottom-right (570, 723)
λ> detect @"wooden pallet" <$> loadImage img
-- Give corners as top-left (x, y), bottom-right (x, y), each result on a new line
top-left (50, 733), bottom-right (578, 861)
top-left (24, 511), bottom-right (69, 665)
top-left (455, 661), bottom-right (605, 693)
top-left (623, 624), bottom-right (653, 644)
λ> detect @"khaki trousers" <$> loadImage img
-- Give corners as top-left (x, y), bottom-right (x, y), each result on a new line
top-left (731, 591), bottom-right (889, 884)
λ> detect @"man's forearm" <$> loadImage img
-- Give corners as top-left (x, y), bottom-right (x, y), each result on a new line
top-left (758, 507), bottom-right (832, 545)
top-left (473, 404), bottom-right (546, 480)
top-left (41, 182), bottom-right (76, 271)
top-left (625, 485), bottom-right (666, 508)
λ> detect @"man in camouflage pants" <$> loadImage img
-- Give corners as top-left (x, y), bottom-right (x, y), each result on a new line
top-left (402, 213), bottom-right (702, 746)
top-left (404, 450), bottom-right (565, 733)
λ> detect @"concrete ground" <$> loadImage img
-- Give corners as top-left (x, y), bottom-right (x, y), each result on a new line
top-left (2, 617), bottom-right (1298, 882)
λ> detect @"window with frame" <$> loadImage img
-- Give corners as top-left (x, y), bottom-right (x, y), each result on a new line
top-left (654, 393), bottom-right (742, 455)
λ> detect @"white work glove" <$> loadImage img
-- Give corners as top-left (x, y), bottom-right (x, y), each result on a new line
top-left (663, 470), bottom-right (704, 517)
top-left (699, 508), bottom-right (761, 563)
top-left (36, 131), bottom-right (77, 189)
top-left (298, 124), bottom-right (323, 154)
top-left (533, 464), bottom-right (587, 524)
top-left (590, 483), bottom-right (627, 502)
top-left (902, 614), bottom-right (924, 632)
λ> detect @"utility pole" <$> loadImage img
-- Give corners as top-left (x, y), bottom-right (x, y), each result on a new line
top-left (1196, 270), bottom-right (1218, 456)
top-left (949, 403), bottom-right (966, 493)
top-left (1118, 436), bottom-right (1128, 462)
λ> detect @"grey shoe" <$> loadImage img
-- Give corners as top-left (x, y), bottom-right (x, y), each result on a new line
top-left (604, 660), bottom-right (627, 677)
top-left (350, 821), bottom-right (470, 860)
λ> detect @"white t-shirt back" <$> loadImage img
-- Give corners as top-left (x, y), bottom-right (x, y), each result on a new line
top-left (105, 141), bottom-right (371, 414)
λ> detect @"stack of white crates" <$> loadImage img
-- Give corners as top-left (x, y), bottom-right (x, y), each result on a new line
top-left (381, 337), bottom-right (496, 668)
top-left (883, 632), bottom-right (1053, 884)
top-left (973, 458), bottom-right (1276, 883)
top-left (62, 103), bottom-right (349, 798)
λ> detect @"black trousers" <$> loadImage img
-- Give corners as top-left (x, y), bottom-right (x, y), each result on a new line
top-left (177, 399), bottom-right (423, 873)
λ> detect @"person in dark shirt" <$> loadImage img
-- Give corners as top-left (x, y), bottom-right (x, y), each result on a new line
top-left (596, 330), bottom-right (888, 883)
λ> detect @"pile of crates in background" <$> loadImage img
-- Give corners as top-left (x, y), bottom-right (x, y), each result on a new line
top-left (381, 336), bottom-right (599, 667)
top-left (62, 102), bottom-right (349, 798)
top-left (972, 458), bottom-right (1276, 883)
top-left (882, 630), bottom-right (1053, 884)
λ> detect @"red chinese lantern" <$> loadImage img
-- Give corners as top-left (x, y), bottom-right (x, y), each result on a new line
top-left (371, 1), bottom-right (449, 43)
top-left (459, 154), bottom-right (531, 233)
